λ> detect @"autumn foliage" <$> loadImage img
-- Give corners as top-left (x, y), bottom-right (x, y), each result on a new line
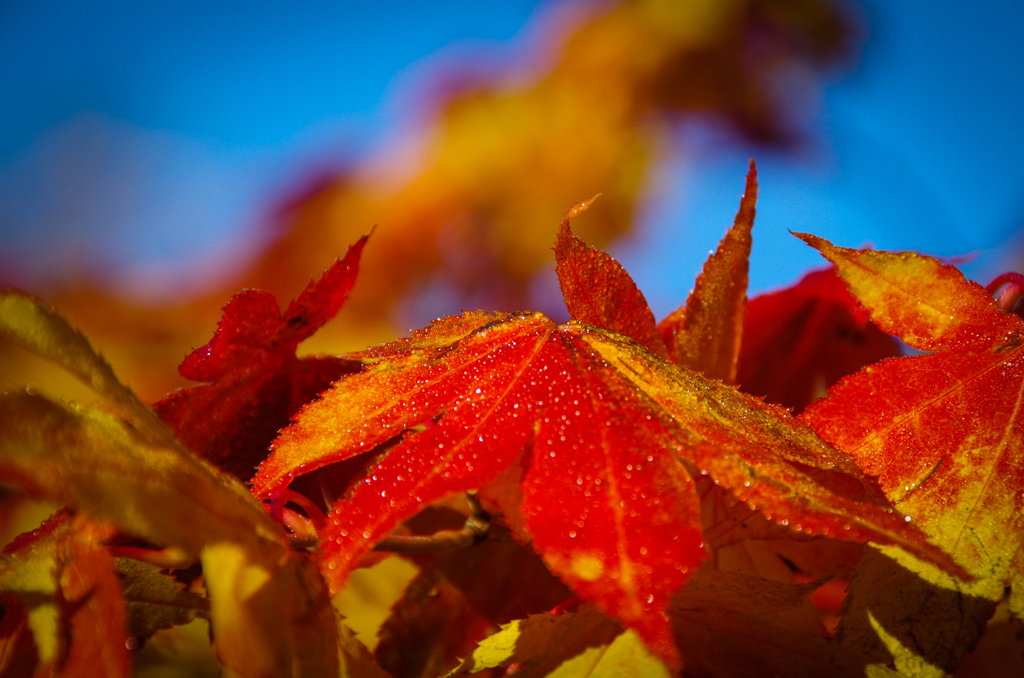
top-left (2, 159), bottom-right (1023, 677)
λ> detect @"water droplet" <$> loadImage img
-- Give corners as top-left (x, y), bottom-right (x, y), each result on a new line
top-left (569, 530), bottom-right (577, 538)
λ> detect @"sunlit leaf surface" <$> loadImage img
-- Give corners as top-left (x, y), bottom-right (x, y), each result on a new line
top-left (801, 235), bottom-right (1024, 674)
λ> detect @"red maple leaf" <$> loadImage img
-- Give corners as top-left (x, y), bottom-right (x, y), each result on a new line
top-left (737, 266), bottom-right (902, 413)
top-left (154, 236), bottom-right (368, 479)
top-left (799, 234), bottom-right (1024, 583)
top-left (250, 187), bottom-right (957, 668)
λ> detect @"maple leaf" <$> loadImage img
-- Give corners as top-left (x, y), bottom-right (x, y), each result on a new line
top-left (737, 266), bottom-right (902, 412)
top-left (798, 234), bottom-right (1024, 674)
top-left (154, 235), bottom-right (368, 479)
top-left (0, 291), bottom-right (349, 677)
top-left (253, 188), bottom-right (957, 668)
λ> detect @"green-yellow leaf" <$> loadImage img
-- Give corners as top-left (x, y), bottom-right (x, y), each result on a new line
top-left (445, 604), bottom-right (659, 677)
top-left (0, 292), bottom-right (373, 677)
top-left (0, 393), bottom-right (344, 677)
top-left (0, 391), bottom-right (282, 559)
top-left (0, 290), bottom-right (178, 449)
top-left (115, 558), bottom-right (210, 639)
top-left (545, 629), bottom-right (671, 678)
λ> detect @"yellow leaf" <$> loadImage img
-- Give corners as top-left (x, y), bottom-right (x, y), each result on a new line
top-left (0, 290), bottom-right (177, 449)
top-left (446, 604), bottom-right (625, 677)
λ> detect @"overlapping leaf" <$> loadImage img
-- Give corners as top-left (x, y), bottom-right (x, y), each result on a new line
top-left (154, 236), bottom-right (367, 480)
top-left (800, 235), bottom-right (1023, 581)
top-left (737, 265), bottom-right (901, 412)
top-left (374, 529), bottom-right (572, 678)
top-left (799, 234), bottom-right (1024, 674)
top-left (253, 193), bottom-right (957, 667)
top-left (445, 604), bottom-right (666, 678)
top-left (0, 292), bottom-right (346, 677)
top-left (0, 511), bottom-right (130, 677)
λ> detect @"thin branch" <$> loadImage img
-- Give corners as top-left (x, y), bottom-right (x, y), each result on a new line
top-left (374, 492), bottom-right (491, 554)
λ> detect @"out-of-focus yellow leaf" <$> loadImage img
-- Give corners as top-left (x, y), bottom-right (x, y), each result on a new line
top-left (0, 290), bottom-right (178, 449)
top-left (0, 390), bottom-right (350, 677)
top-left (0, 391), bottom-right (281, 559)
top-left (0, 291), bottom-right (364, 677)
top-left (202, 543), bottom-right (340, 678)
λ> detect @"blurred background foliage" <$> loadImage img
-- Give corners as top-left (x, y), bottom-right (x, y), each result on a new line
top-left (1, 0), bottom-right (1022, 403)
top-left (0, 0), bottom-right (863, 401)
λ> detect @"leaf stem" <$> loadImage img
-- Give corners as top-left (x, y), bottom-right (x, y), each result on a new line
top-left (373, 492), bottom-right (491, 554)
top-left (985, 272), bottom-right (1024, 312)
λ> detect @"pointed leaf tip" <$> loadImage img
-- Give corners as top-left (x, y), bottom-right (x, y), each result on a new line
top-left (554, 197), bottom-right (667, 357)
top-left (658, 163), bottom-right (757, 381)
top-left (560, 194), bottom-right (601, 225)
top-left (157, 234), bottom-right (367, 478)
top-left (795, 232), bottom-right (1021, 352)
top-left (180, 232), bottom-right (370, 382)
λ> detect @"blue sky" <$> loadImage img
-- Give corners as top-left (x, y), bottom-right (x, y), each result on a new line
top-left (1, 0), bottom-right (1022, 314)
